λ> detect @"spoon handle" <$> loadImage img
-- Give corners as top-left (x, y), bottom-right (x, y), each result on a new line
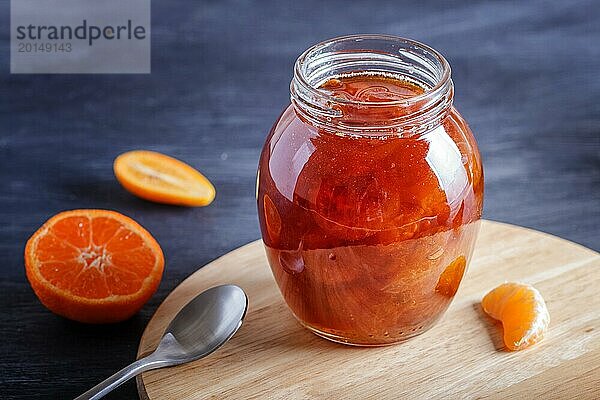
top-left (74, 355), bottom-right (158, 400)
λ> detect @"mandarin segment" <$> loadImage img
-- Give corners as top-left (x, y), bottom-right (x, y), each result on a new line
top-left (110, 247), bottom-right (156, 277)
top-left (103, 265), bottom-right (145, 296)
top-left (263, 194), bottom-right (282, 244)
top-left (482, 282), bottom-right (550, 351)
top-left (105, 227), bottom-right (146, 252)
top-left (36, 233), bottom-right (80, 261)
top-left (50, 215), bottom-right (91, 248)
top-left (70, 268), bottom-right (111, 299)
top-left (25, 209), bottom-right (164, 323)
top-left (435, 255), bottom-right (467, 296)
top-left (38, 260), bottom-right (83, 290)
top-left (91, 216), bottom-right (123, 246)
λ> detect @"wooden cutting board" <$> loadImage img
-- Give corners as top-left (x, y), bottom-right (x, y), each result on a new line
top-left (137, 220), bottom-right (600, 399)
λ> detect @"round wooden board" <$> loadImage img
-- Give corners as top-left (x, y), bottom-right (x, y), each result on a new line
top-left (137, 220), bottom-right (600, 399)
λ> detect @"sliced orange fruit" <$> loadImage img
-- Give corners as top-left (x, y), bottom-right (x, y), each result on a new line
top-left (114, 150), bottom-right (216, 206)
top-left (25, 209), bottom-right (164, 323)
top-left (482, 282), bottom-right (550, 351)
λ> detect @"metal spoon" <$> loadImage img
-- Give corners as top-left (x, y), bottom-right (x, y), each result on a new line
top-left (75, 284), bottom-right (248, 400)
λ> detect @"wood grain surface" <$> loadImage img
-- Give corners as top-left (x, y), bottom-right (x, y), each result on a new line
top-left (137, 221), bottom-right (600, 399)
top-left (1, 1), bottom-right (599, 398)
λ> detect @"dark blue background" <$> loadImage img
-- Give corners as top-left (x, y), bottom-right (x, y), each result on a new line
top-left (1, 0), bottom-right (599, 398)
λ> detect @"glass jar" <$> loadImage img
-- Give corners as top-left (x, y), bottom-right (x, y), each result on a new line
top-left (257, 35), bottom-right (484, 346)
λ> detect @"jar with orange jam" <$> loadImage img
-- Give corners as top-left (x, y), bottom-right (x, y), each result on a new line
top-left (257, 35), bottom-right (483, 346)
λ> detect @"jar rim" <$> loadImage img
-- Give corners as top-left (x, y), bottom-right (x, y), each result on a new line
top-left (293, 34), bottom-right (452, 108)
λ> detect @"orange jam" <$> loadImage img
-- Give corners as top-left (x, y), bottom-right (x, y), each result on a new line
top-left (258, 38), bottom-right (483, 346)
top-left (321, 74), bottom-right (425, 100)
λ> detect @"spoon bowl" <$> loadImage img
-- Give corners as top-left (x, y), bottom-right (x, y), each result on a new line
top-left (76, 284), bottom-right (248, 400)
top-left (160, 284), bottom-right (248, 363)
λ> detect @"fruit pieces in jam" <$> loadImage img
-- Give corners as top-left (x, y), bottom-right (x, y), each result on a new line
top-left (258, 73), bottom-right (483, 345)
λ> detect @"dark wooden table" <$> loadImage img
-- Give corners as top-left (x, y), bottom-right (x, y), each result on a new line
top-left (1, 1), bottom-right (598, 398)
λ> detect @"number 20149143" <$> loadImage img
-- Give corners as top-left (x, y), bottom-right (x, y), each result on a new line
top-left (18, 42), bottom-right (72, 52)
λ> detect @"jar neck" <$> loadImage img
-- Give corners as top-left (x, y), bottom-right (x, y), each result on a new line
top-left (290, 35), bottom-right (454, 137)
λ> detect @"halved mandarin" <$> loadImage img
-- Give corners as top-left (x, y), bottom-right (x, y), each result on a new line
top-left (114, 150), bottom-right (215, 206)
top-left (482, 282), bottom-right (550, 351)
top-left (25, 209), bottom-right (164, 323)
